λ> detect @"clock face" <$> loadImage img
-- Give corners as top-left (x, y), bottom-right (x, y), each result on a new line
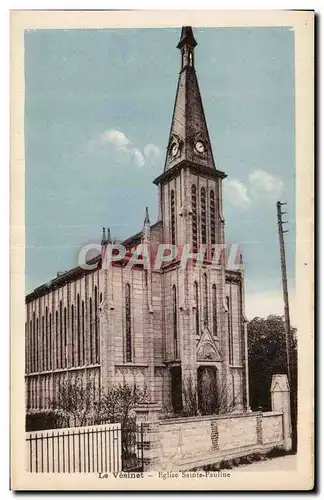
top-left (171, 142), bottom-right (179, 157)
top-left (195, 140), bottom-right (205, 153)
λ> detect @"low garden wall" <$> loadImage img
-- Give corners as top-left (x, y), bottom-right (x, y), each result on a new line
top-left (141, 374), bottom-right (292, 471)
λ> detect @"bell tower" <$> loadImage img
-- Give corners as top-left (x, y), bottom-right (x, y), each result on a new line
top-left (154, 26), bottom-right (227, 251)
top-left (154, 27), bottom-right (229, 414)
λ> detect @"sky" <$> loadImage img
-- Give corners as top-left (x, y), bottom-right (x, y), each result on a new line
top-left (25, 26), bottom-right (296, 322)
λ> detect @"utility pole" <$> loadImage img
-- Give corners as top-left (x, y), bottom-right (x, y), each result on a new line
top-left (276, 201), bottom-right (297, 451)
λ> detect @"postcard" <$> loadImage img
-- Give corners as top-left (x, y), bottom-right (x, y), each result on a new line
top-left (10, 9), bottom-right (314, 491)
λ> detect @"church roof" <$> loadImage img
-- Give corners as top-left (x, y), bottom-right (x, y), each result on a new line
top-left (25, 220), bottom-right (162, 303)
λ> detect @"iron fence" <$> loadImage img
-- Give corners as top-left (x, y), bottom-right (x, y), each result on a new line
top-left (26, 423), bottom-right (122, 473)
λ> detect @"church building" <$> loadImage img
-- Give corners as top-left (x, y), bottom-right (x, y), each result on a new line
top-left (25, 27), bottom-right (250, 421)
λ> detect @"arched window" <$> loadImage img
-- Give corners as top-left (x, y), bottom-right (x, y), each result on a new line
top-left (89, 297), bottom-right (93, 364)
top-left (77, 294), bottom-right (80, 366)
top-left (36, 317), bottom-right (39, 372)
top-left (191, 185), bottom-right (197, 250)
top-left (49, 312), bottom-right (52, 370)
top-left (210, 190), bottom-right (216, 255)
top-left (95, 286), bottom-right (99, 364)
top-left (55, 311), bottom-right (59, 369)
top-left (227, 296), bottom-right (234, 365)
top-left (25, 322), bottom-right (27, 373)
top-left (32, 312), bottom-right (35, 372)
top-left (82, 300), bottom-right (85, 365)
top-left (64, 307), bottom-right (67, 367)
top-left (29, 320), bottom-right (32, 373)
top-left (194, 281), bottom-right (199, 336)
top-left (212, 284), bottom-right (217, 336)
top-left (203, 273), bottom-right (208, 325)
top-left (125, 284), bottom-right (132, 362)
top-left (41, 315), bottom-right (45, 371)
top-left (59, 300), bottom-right (63, 368)
top-left (171, 189), bottom-right (176, 245)
top-left (45, 307), bottom-right (48, 371)
top-left (172, 285), bottom-right (178, 359)
top-left (201, 187), bottom-right (207, 244)
top-left (71, 305), bottom-right (74, 367)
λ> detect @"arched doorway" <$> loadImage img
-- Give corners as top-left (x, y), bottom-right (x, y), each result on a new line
top-left (197, 366), bottom-right (218, 415)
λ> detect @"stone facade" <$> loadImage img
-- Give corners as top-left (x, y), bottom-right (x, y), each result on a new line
top-left (25, 27), bottom-right (250, 419)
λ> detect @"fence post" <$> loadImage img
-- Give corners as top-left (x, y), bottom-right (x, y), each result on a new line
top-left (271, 374), bottom-right (292, 451)
top-left (141, 421), bottom-right (160, 472)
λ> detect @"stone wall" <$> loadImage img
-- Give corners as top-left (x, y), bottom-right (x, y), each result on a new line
top-left (142, 411), bottom-right (285, 471)
top-left (141, 374), bottom-right (291, 471)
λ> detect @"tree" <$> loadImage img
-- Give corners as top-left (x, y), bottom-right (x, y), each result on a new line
top-left (248, 315), bottom-right (297, 411)
top-left (50, 377), bottom-right (99, 427)
top-left (181, 372), bottom-right (242, 417)
top-left (97, 383), bottom-right (149, 429)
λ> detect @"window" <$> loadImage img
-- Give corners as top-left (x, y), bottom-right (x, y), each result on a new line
top-left (32, 313), bottom-right (35, 372)
top-left (227, 295), bottom-right (234, 365)
top-left (210, 190), bottom-right (216, 257)
top-left (95, 286), bottom-right (99, 363)
top-left (59, 301), bottom-right (63, 368)
top-left (89, 297), bottom-right (93, 364)
top-left (201, 187), bottom-right (206, 244)
top-left (203, 273), bottom-right (208, 325)
top-left (29, 320), bottom-right (32, 373)
top-left (125, 284), bottom-right (132, 362)
top-left (45, 307), bottom-right (48, 371)
top-left (172, 285), bottom-right (178, 359)
top-left (191, 185), bottom-right (197, 250)
top-left (189, 51), bottom-right (193, 66)
top-left (77, 294), bottom-right (80, 366)
top-left (41, 315), bottom-right (45, 371)
top-left (71, 305), bottom-right (74, 367)
top-left (194, 281), bottom-right (199, 336)
top-left (49, 313), bottom-right (52, 370)
top-left (212, 284), bottom-right (217, 336)
top-left (36, 317), bottom-right (39, 372)
top-left (25, 322), bottom-right (27, 372)
top-left (64, 307), bottom-right (67, 367)
top-left (55, 311), bottom-right (59, 369)
top-left (171, 189), bottom-right (176, 245)
top-left (82, 301), bottom-right (85, 365)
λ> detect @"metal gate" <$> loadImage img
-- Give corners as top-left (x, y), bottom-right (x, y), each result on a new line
top-left (121, 423), bottom-right (144, 471)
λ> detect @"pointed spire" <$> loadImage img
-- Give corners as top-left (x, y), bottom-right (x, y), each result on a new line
top-left (144, 206), bottom-right (150, 225)
top-left (107, 227), bottom-right (112, 244)
top-left (177, 26), bottom-right (197, 49)
top-left (101, 227), bottom-right (106, 246)
top-left (162, 26), bottom-right (216, 173)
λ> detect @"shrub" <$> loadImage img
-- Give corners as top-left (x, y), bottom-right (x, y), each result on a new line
top-left (26, 411), bottom-right (67, 432)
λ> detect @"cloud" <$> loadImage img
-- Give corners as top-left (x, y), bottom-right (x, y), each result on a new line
top-left (224, 178), bottom-right (252, 207)
top-left (94, 129), bottom-right (162, 169)
top-left (249, 169), bottom-right (284, 197)
top-left (224, 169), bottom-right (285, 208)
top-left (144, 143), bottom-right (162, 168)
top-left (131, 148), bottom-right (146, 168)
top-left (100, 129), bottom-right (131, 151)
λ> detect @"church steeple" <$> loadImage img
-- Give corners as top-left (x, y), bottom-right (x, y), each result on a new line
top-left (163, 26), bottom-right (216, 173)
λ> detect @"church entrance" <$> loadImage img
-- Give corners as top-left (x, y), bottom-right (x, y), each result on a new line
top-left (171, 366), bottom-right (183, 414)
top-left (197, 366), bottom-right (218, 415)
